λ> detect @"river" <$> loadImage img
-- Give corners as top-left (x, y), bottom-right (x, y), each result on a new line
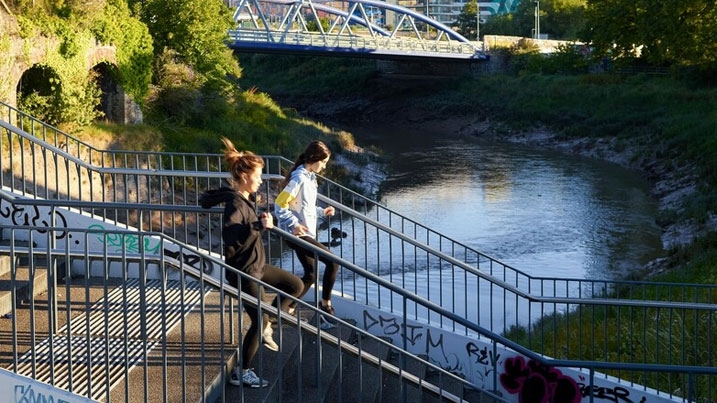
top-left (347, 123), bottom-right (664, 284)
top-left (276, 123), bottom-right (665, 330)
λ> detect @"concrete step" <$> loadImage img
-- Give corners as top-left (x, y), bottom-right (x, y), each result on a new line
top-left (279, 310), bottom-right (355, 403)
top-left (325, 332), bottom-right (392, 403)
top-left (0, 255), bottom-right (48, 316)
top-left (0, 254), bottom-right (10, 277)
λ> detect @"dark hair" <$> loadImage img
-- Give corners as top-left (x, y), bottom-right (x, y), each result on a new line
top-left (281, 140), bottom-right (331, 188)
top-left (221, 137), bottom-right (264, 184)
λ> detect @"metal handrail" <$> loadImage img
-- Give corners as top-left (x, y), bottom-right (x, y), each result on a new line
top-left (3, 101), bottom-right (712, 301)
top-left (0, 222), bottom-right (479, 402)
top-left (2, 106), bottom-right (715, 401)
top-left (2, 205), bottom-right (715, 378)
top-left (2, 187), bottom-right (712, 314)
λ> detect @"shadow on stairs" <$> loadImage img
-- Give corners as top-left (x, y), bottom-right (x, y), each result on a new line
top-left (214, 305), bottom-right (500, 403)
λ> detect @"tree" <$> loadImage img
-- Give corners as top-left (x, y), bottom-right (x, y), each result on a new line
top-left (9, 0), bottom-right (153, 126)
top-left (452, 0), bottom-right (479, 40)
top-left (582, 0), bottom-right (716, 68)
top-left (129, 0), bottom-right (241, 86)
top-left (543, 0), bottom-right (586, 39)
top-left (479, 0), bottom-right (586, 41)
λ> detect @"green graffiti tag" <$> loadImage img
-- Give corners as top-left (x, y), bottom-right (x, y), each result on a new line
top-left (88, 224), bottom-right (161, 254)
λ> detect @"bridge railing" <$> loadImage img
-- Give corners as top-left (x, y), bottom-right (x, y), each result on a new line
top-left (227, 29), bottom-right (480, 56)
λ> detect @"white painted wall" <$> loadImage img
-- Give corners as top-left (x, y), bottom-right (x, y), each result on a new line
top-left (0, 368), bottom-right (98, 403)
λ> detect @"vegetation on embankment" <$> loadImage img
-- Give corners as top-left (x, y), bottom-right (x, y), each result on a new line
top-left (2, 1), bottom-right (359, 169)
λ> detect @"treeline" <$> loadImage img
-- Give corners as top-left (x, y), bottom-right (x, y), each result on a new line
top-left (454, 0), bottom-right (715, 75)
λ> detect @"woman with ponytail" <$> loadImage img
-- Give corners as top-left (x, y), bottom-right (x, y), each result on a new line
top-left (274, 140), bottom-right (340, 327)
top-left (200, 137), bottom-right (303, 388)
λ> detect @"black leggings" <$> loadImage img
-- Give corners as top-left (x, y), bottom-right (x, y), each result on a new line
top-left (286, 235), bottom-right (339, 302)
top-left (238, 264), bottom-right (303, 370)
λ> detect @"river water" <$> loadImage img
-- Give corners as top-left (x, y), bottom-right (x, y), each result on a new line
top-left (347, 124), bottom-right (664, 284)
top-left (277, 123), bottom-right (665, 329)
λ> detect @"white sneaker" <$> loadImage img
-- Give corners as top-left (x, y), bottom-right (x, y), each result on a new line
top-left (319, 303), bottom-right (337, 329)
top-left (241, 368), bottom-right (269, 388)
top-left (263, 324), bottom-right (279, 352)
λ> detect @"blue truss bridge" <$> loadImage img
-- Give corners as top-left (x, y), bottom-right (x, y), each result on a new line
top-left (227, 0), bottom-right (489, 61)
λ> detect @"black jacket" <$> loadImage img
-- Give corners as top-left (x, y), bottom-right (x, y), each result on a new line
top-left (200, 187), bottom-right (266, 282)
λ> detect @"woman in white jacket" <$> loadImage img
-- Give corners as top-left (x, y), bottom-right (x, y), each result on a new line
top-left (274, 140), bottom-right (339, 324)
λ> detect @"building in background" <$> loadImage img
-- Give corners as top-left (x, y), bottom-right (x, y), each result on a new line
top-left (388, 0), bottom-right (520, 26)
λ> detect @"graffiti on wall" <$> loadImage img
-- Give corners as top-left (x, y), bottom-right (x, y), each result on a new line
top-left (0, 199), bottom-right (68, 239)
top-left (362, 309), bottom-right (499, 381)
top-left (0, 200), bottom-right (218, 277)
top-left (88, 224), bottom-right (161, 254)
top-left (500, 356), bottom-right (581, 403)
top-left (359, 307), bottom-right (663, 403)
top-left (87, 223), bottom-right (216, 275)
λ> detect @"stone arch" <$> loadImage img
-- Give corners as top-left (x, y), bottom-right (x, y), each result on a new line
top-left (87, 47), bottom-right (141, 124)
top-left (15, 64), bottom-right (62, 124)
top-left (92, 61), bottom-right (121, 123)
top-left (0, 8), bottom-right (140, 125)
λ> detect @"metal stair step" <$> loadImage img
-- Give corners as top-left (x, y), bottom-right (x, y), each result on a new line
top-left (221, 315), bottom-right (305, 402)
top-left (424, 365), bottom-right (492, 402)
top-left (379, 347), bottom-right (429, 403)
top-left (280, 310), bottom-right (355, 403)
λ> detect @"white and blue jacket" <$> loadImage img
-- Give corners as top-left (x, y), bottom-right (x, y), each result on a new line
top-left (274, 165), bottom-right (325, 238)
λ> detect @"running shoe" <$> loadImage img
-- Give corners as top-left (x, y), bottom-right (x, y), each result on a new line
top-left (319, 303), bottom-right (336, 329)
top-left (228, 368), bottom-right (269, 388)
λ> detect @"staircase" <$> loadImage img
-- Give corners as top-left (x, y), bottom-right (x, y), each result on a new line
top-left (0, 226), bottom-right (490, 403)
top-left (216, 302), bottom-right (492, 403)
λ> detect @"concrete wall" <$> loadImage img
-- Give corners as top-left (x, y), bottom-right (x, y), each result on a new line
top-left (483, 34), bottom-right (585, 54)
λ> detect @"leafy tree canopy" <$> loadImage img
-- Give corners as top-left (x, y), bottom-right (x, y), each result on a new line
top-left (582, 0), bottom-right (716, 68)
top-left (464, 0), bottom-right (587, 41)
top-left (452, 0), bottom-right (480, 40)
top-left (128, 0), bottom-right (241, 88)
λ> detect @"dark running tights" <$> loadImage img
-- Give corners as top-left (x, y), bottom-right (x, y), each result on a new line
top-left (239, 264), bottom-right (303, 370)
top-left (287, 235), bottom-right (339, 302)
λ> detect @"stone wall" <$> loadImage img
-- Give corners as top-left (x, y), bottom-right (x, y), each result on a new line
top-left (0, 9), bottom-right (140, 123)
